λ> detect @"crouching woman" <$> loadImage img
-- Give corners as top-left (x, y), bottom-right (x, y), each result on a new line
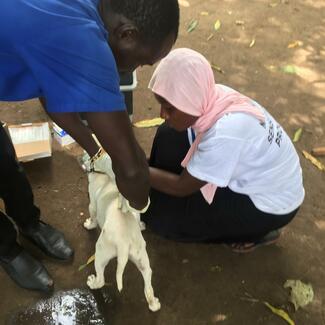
top-left (141, 48), bottom-right (304, 252)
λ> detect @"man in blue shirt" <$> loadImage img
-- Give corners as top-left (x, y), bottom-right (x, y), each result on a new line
top-left (0, 0), bottom-right (179, 292)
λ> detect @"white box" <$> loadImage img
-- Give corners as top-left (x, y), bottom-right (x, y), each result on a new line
top-left (52, 123), bottom-right (75, 146)
top-left (7, 122), bottom-right (52, 162)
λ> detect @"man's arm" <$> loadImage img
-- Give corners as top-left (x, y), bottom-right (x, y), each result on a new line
top-left (83, 110), bottom-right (149, 210)
top-left (47, 111), bottom-right (100, 157)
top-left (46, 111), bottom-right (148, 211)
top-left (149, 167), bottom-right (206, 197)
top-left (40, 97), bottom-right (100, 157)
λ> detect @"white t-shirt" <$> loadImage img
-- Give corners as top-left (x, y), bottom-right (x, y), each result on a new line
top-left (187, 98), bottom-right (305, 215)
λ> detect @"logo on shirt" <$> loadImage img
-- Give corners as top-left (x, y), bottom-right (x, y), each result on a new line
top-left (267, 119), bottom-right (283, 147)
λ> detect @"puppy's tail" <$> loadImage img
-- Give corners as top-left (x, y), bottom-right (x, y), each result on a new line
top-left (116, 247), bottom-right (128, 292)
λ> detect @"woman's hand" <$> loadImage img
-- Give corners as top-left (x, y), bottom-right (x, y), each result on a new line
top-left (149, 167), bottom-right (206, 197)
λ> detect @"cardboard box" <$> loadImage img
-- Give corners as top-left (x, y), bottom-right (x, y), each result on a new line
top-left (52, 123), bottom-right (76, 146)
top-left (7, 122), bottom-right (52, 162)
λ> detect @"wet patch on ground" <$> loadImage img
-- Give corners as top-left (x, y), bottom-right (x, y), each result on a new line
top-left (7, 289), bottom-right (108, 325)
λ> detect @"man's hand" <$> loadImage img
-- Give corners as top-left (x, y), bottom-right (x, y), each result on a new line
top-left (81, 149), bottom-right (115, 180)
top-left (118, 193), bottom-right (150, 214)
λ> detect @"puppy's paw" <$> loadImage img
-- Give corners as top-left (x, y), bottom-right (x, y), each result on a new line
top-left (87, 274), bottom-right (104, 289)
top-left (139, 221), bottom-right (146, 231)
top-left (83, 218), bottom-right (97, 230)
top-left (148, 297), bottom-right (161, 312)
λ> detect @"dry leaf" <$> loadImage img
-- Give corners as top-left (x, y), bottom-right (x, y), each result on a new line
top-left (311, 146), bottom-right (325, 157)
top-left (293, 128), bottom-right (303, 142)
top-left (281, 65), bottom-right (298, 74)
top-left (211, 64), bottom-right (225, 74)
top-left (284, 280), bottom-right (314, 310)
top-left (212, 314), bottom-right (227, 322)
top-left (200, 11), bottom-right (209, 16)
top-left (315, 220), bottom-right (325, 230)
top-left (178, 0), bottom-right (190, 7)
top-left (265, 65), bottom-right (277, 72)
top-left (207, 33), bottom-right (214, 41)
top-left (133, 117), bottom-right (165, 128)
top-left (187, 19), bottom-right (198, 33)
top-left (269, 2), bottom-right (279, 7)
top-left (302, 150), bottom-right (325, 171)
top-left (214, 20), bottom-right (221, 31)
top-left (287, 40), bottom-right (303, 48)
top-left (264, 302), bottom-right (295, 325)
top-left (78, 254), bottom-right (95, 271)
top-left (235, 20), bottom-right (245, 25)
top-left (210, 265), bottom-right (222, 272)
top-left (249, 38), bottom-right (256, 48)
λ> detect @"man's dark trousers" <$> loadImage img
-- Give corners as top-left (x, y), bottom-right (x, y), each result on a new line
top-left (0, 123), bottom-right (40, 259)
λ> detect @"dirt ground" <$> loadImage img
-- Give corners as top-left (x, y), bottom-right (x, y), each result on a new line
top-left (0, 0), bottom-right (324, 324)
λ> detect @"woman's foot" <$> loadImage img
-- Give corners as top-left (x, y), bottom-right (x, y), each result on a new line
top-left (229, 230), bottom-right (281, 253)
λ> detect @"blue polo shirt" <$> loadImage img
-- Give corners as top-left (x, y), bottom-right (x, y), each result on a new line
top-left (0, 0), bottom-right (125, 113)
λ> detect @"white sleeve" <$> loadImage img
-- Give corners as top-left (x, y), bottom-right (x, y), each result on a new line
top-left (187, 136), bottom-right (246, 187)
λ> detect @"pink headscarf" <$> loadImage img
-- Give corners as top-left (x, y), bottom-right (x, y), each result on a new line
top-left (149, 48), bottom-right (265, 204)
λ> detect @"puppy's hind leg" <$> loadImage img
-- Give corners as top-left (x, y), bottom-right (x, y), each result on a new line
top-left (87, 233), bottom-right (114, 289)
top-left (84, 201), bottom-right (98, 230)
top-left (115, 246), bottom-right (129, 292)
top-left (131, 246), bottom-right (161, 312)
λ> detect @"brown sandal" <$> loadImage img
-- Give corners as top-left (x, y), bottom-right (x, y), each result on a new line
top-left (229, 230), bottom-right (281, 253)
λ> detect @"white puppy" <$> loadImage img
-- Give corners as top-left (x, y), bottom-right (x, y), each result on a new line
top-left (84, 172), bottom-right (161, 312)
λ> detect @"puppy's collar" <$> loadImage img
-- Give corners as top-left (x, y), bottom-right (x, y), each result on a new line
top-left (80, 162), bottom-right (106, 175)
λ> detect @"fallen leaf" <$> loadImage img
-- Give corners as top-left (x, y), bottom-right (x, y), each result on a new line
top-left (264, 302), bottom-right (295, 325)
top-left (265, 64), bottom-right (277, 72)
top-left (187, 19), bottom-right (198, 33)
top-left (315, 220), bottom-right (325, 230)
top-left (210, 265), bottom-right (222, 272)
top-left (284, 280), bottom-right (314, 310)
top-left (311, 146), bottom-right (325, 157)
top-left (235, 20), bottom-right (245, 25)
top-left (249, 38), bottom-right (256, 48)
top-left (293, 127), bottom-right (303, 142)
top-left (281, 65), bottom-right (298, 74)
top-left (212, 314), bottom-right (227, 322)
top-left (240, 296), bottom-right (260, 303)
top-left (178, 0), bottom-right (190, 7)
top-left (207, 33), bottom-right (214, 41)
top-left (269, 2), bottom-right (279, 7)
top-left (211, 64), bottom-right (225, 74)
top-left (214, 19), bottom-right (221, 31)
top-left (302, 150), bottom-right (325, 171)
top-left (287, 40), bottom-right (303, 48)
top-left (78, 254), bottom-right (95, 271)
top-left (133, 117), bottom-right (165, 128)
top-left (200, 11), bottom-right (209, 16)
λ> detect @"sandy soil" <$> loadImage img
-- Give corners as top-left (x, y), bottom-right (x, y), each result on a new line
top-left (0, 0), bottom-right (324, 324)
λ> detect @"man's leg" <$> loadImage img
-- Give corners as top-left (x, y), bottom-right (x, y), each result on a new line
top-left (0, 123), bottom-right (55, 291)
top-left (0, 210), bottom-right (53, 292)
top-left (0, 210), bottom-right (22, 261)
top-left (0, 122), bottom-right (74, 291)
top-left (0, 122), bottom-right (40, 227)
top-left (0, 122), bottom-right (73, 261)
